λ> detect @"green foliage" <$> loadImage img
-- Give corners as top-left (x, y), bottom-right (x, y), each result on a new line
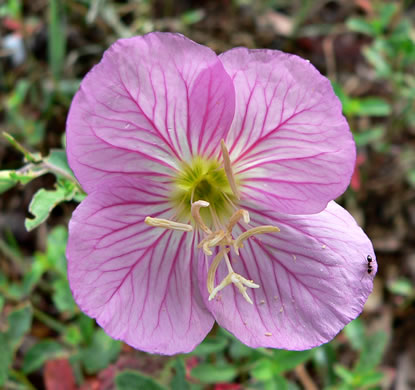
top-left (190, 335), bottom-right (228, 356)
top-left (1, 132), bottom-right (84, 230)
top-left (170, 358), bottom-right (189, 390)
top-left (115, 370), bottom-right (167, 390)
top-left (0, 304), bottom-right (33, 386)
top-left (22, 341), bottom-right (63, 374)
top-left (80, 329), bottom-right (122, 374)
top-left (332, 83), bottom-right (391, 118)
top-left (330, 318), bottom-right (388, 389)
top-left (0, 170), bottom-right (18, 193)
top-left (191, 363), bottom-right (238, 384)
top-left (4, 81), bottom-right (46, 145)
top-left (0, 0), bottom-right (21, 18)
top-left (0, 333), bottom-right (12, 387)
top-left (49, 0), bottom-right (67, 80)
top-left (6, 304), bottom-right (33, 350)
top-left (25, 181), bottom-right (78, 231)
top-left (387, 278), bottom-right (414, 297)
top-left (346, 2), bottom-right (415, 131)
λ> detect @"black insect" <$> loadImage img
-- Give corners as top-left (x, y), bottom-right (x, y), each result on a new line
top-left (366, 255), bottom-right (373, 274)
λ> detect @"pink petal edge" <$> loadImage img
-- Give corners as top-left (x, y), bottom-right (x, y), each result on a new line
top-left (220, 48), bottom-right (356, 215)
top-left (67, 177), bottom-right (214, 355)
top-left (199, 201), bottom-right (375, 350)
top-left (66, 32), bottom-right (235, 193)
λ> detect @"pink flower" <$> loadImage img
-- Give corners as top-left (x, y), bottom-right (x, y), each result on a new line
top-left (66, 32), bottom-right (376, 355)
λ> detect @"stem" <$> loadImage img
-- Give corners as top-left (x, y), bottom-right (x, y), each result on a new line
top-left (0, 238), bottom-right (26, 272)
top-left (33, 307), bottom-right (66, 333)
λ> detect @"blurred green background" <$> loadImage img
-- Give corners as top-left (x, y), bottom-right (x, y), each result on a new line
top-left (1, 0), bottom-right (415, 389)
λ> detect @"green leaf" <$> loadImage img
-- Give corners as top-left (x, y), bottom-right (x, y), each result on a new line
top-left (25, 182), bottom-right (77, 231)
top-left (191, 336), bottom-right (228, 356)
top-left (379, 3), bottom-right (397, 29)
top-left (6, 303), bottom-right (33, 350)
top-left (363, 46), bottom-right (392, 77)
top-left (45, 225), bottom-right (68, 274)
top-left (78, 314), bottom-right (94, 344)
top-left (274, 374), bottom-right (290, 390)
top-left (6, 80), bottom-right (29, 110)
top-left (22, 340), bottom-right (63, 374)
top-left (63, 325), bottom-right (83, 346)
top-left (81, 329), bottom-right (121, 374)
top-left (43, 149), bottom-right (75, 180)
top-left (352, 98), bottom-right (392, 117)
top-left (343, 318), bottom-right (365, 350)
top-left (272, 349), bottom-right (314, 374)
top-left (0, 333), bottom-right (12, 386)
top-left (312, 344), bottom-right (337, 387)
top-left (334, 364), bottom-right (354, 384)
top-left (346, 18), bottom-right (376, 36)
top-left (387, 278), bottom-right (414, 297)
top-left (0, 170), bottom-right (18, 194)
top-left (171, 358), bottom-right (189, 390)
top-left (252, 358), bottom-right (274, 381)
top-left (355, 331), bottom-right (388, 373)
top-left (115, 370), bottom-right (167, 390)
top-left (49, 0), bottom-right (67, 80)
top-left (353, 127), bottom-right (384, 146)
top-left (181, 9), bottom-right (205, 25)
top-left (52, 279), bottom-right (77, 314)
top-left (331, 82), bottom-right (350, 108)
top-left (191, 363), bottom-right (238, 384)
top-left (228, 338), bottom-right (255, 359)
top-left (357, 370), bottom-right (384, 386)
top-left (22, 258), bottom-right (47, 294)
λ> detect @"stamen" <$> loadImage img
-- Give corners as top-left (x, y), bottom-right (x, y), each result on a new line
top-left (221, 139), bottom-right (240, 200)
top-left (191, 200), bottom-right (212, 234)
top-left (199, 230), bottom-right (227, 256)
top-left (234, 226), bottom-right (280, 255)
top-left (145, 217), bottom-right (193, 232)
top-left (208, 271), bottom-right (260, 304)
top-left (227, 209), bottom-right (250, 234)
top-left (207, 248), bottom-right (229, 294)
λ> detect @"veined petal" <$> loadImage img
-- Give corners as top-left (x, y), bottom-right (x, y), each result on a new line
top-left (199, 201), bottom-right (375, 350)
top-left (220, 48), bottom-right (355, 214)
top-left (67, 177), bottom-right (214, 355)
top-left (66, 32), bottom-right (235, 193)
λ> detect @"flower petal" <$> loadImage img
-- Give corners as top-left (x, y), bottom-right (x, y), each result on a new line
top-left (220, 48), bottom-right (355, 214)
top-left (66, 32), bottom-right (235, 193)
top-left (199, 201), bottom-right (375, 350)
top-left (67, 177), bottom-right (214, 355)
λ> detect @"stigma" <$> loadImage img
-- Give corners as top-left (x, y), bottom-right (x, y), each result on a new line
top-left (144, 140), bottom-right (280, 304)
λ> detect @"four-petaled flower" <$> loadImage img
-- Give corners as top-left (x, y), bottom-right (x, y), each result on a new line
top-left (66, 32), bottom-right (376, 355)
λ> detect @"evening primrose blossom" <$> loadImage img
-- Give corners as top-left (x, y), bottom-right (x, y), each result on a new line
top-left (66, 32), bottom-right (376, 355)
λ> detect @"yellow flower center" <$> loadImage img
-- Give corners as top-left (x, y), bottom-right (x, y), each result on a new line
top-left (145, 140), bottom-right (279, 304)
top-left (170, 154), bottom-right (236, 226)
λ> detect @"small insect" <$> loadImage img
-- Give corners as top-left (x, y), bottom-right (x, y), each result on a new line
top-left (366, 255), bottom-right (373, 274)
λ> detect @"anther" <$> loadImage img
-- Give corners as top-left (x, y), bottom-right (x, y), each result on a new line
top-left (199, 230), bottom-right (227, 256)
top-left (144, 217), bottom-right (193, 232)
top-left (227, 209), bottom-right (250, 234)
top-left (191, 200), bottom-right (212, 234)
top-left (233, 226), bottom-right (280, 255)
top-left (209, 271), bottom-right (260, 304)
